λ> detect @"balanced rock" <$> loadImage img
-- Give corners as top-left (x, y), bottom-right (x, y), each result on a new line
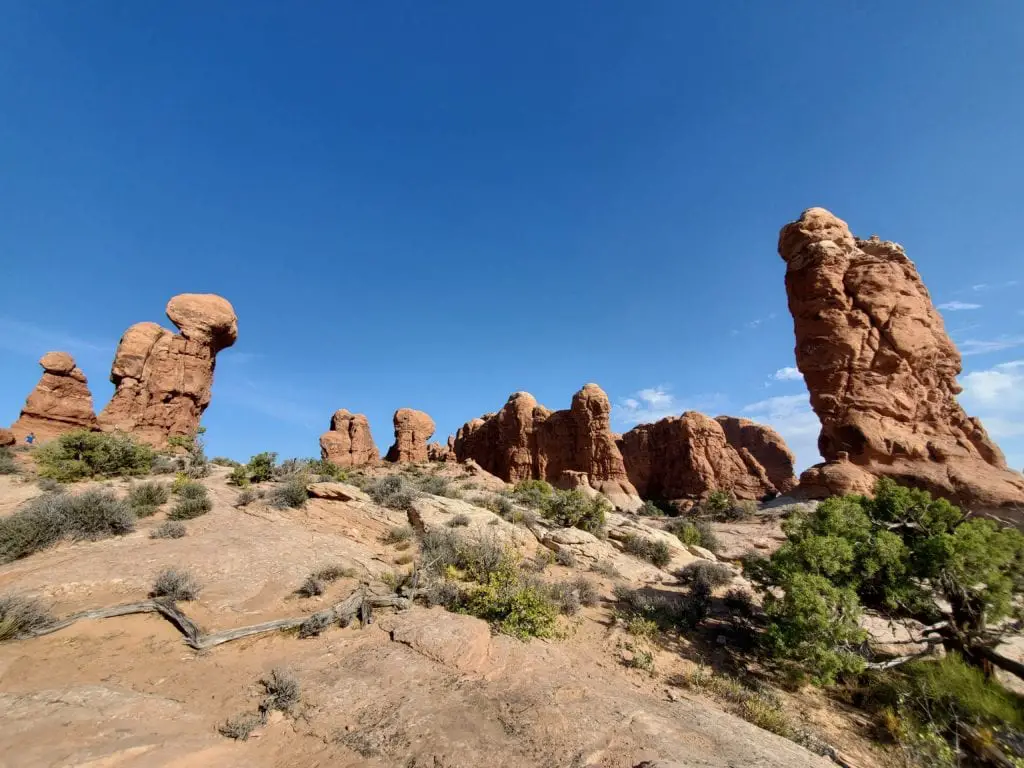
top-left (97, 294), bottom-right (237, 446)
top-left (386, 408), bottom-right (435, 463)
top-left (618, 411), bottom-right (792, 504)
top-left (11, 352), bottom-right (98, 442)
top-left (779, 208), bottom-right (1024, 510)
top-left (319, 409), bottom-right (379, 467)
top-left (454, 384), bottom-right (642, 511)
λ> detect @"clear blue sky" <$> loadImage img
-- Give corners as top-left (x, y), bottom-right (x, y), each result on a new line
top-left (2, 1), bottom-right (1023, 472)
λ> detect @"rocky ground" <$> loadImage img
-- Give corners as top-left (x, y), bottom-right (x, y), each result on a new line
top-left (0, 463), bottom-right (901, 768)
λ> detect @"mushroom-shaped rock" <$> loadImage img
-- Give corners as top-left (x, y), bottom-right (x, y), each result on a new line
top-left (97, 293), bottom-right (237, 447)
top-left (386, 408), bottom-right (435, 463)
top-left (779, 208), bottom-right (1024, 511)
top-left (319, 409), bottom-right (379, 467)
top-left (11, 352), bottom-right (98, 442)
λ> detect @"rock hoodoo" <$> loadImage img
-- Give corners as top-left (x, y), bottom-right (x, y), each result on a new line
top-left (454, 384), bottom-right (642, 511)
top-left (97, 294), bottom-right (237, 447)
top-left (618, 412), bottom-right (795, 504)
top-left (779, 207), bottom-right (1024, 509)
top-left (319, 409), bottom-right (380, 467)
top-left (427, 437), bottom-right (455, 463)
top-left (386, 408), bottom-right (436, 463)
top-left (10, 352), bottom-right (98, 442)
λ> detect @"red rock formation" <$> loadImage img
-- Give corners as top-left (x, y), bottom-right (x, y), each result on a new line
top-left (97, 294), bottom-right (237, 447)
top-left (779, 207), bottom-right (1024, 509)
top-left (319, 409), bottom-right (379, 467)
top-left (715, 416), bottom-right (797, 494)
top-left (427, 439), bottom-right (455, 462)
top-left (386, 408), bottom-right (436, 463)
top-left (0, 428), bottom-right (14, 447)
top-left (618, 412), bottom-right (790, 503)
top-left (454, 384), bottom-right (642, 510)
top-left (11, 352), bottom-right (98, 442)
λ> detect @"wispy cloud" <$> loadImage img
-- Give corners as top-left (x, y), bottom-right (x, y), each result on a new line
top-left (742, 393), bottom-right (822, 471)
top-left (960, 336), bottom-right (1024, 357)
top-left (972, 280), bottom-right (1018, 292)
top-left (613, 385), bottom-right (727, 427)
top-left (0, 317), bottom-right (109, 361)
top-left (216, 375), bottom-right (324, 430)
top-left (768, 366), bottom-right (803, 384)
top-left (960, 359), bottom-right (1024, 469)
top-left (938, 301), bottom-right (982, 311)
top-left (733, 312), bottom-right (779, 336)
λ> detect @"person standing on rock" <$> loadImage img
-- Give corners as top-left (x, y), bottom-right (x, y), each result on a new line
top-left (25, 432), bottom-right (35, 446)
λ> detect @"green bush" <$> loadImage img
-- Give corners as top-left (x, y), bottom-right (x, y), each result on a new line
top-left (461, 560), bottom-right (560, 640)
top-left (420, 529), bottom-right (507, 582)
top-left (366, 475), bottom-right (419, 510)
top-left (34, 430), bottom-right (154, 482)
top-left (637, 500), bottom-right (664, 517)
top-left (541, 489), bottom-right (608, 535)
top-left (306, 458), bottom-right (345, 481)
top-left (621, 534), bottom-right (672, 568)
top-left (167, 495), bottom-right (213, 520)
top-left (416, 475), bottom-right (458, 498)
top-left (666, 518), bottom-right (720, 553)
top-left (0, 449), bottom-right (17, 475)
top-left (0, 593), bottom-right (55, 641)
top-left (211, 457), bottom-right (241, 468)
top-left (128, 482), bottom-right (170, 510)
top-left (0, 490), bottom-right (135, 563)
top-left (268, 475), bottom-right (309, 509)
top-left (702, 489), bottom-right (734, 518)
top-left (676, 561), bottom-right (734, 589)
top-left (510, 479), bottom-right (554, 509)
top-left (228, 464), bottom-right (250, 487)
top-left (246, 452), bottom-right (277, 483)
top-left (175, 481), bottom-right (208, 500)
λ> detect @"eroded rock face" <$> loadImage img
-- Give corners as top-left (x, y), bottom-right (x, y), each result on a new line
top-left (11, 352), bottom-right (98, 442)
top-left (427, 439), bottom-right (455, 462)
top-left (385, 408), bottom-right (435, 463)
top-left (779, 208), bottom-right (1024, 509)
top-left (619, 412), bottom-right (790, 503)
top-left (0, 428), bottom-right (14, 447)
top-left (319, 409), bottom-right (379, 467)
top-left (97, 294), bottom-right (237, 447)
top-left (454, 384), bottom-right (642, 510)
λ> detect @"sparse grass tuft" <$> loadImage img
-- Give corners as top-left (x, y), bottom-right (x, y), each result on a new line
top-left (36, 477), bottom-right (64, 493)
top-left (0, 593), bottom-right (54, 641)
top-left (446, 513), bottom-right (471, 528)
top-left (150, 521), bottom-right (187, 539)
top-left (0, 449), bottom-right (18, 475)
top-left (555, 548), bottom-right (577, 567)
top-left (296, 564), bottom-right (354, 596)
top-left (416, 475), bottom-right (459, 498)
top-left (590, 560), bottom-right (620, 578)
top-left (627, 649), bottom-right (655, 672)
top-left (259, 668), bottom-right (300, 715)
top-left (383, 525), bottom-right (413, 545)
top-left (234, 488), bottom-right (260, 507)
top-left (219, 712), bottom-right (263, 741)
top-left (621, 534), bottom-right (672, 568)
top-left (150, 567), bottom-right (201, 601)
top-left (626, 616), bottom-right (659, 639)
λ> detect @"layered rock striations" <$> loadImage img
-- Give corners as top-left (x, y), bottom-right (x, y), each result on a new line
top-left (97, 294), bottom-right (237, 446)
top-left (319, 409), bottom-right (380, 466)
top-left (11, 352), bottom-right (98, 441)
top-left (454, 384), bottom-right (642, 510)
top-left (779, 207), bottom-right (1024, 509)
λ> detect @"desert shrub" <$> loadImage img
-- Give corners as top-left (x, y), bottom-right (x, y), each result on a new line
top-left (420, 529), bottom-right (508, 582)
top-left (416, 475), bottom-right (458, 498)
top-left (298, 610), bottom-right (334, 638)
top-left (259, 668), bottom-right (300, 714)
top-left (211, 456), bottom-right (241, 468)
top-left (273, 457), bottom-right (308, 479)
top-left (34, 430), bottom-right (154, 482)
top-left (0, 489), bottom-right (135, 562)
top-left (637, 500), bottom-right (664, 517)
top-left (461, 560), bottom-right (560, 639)
top-left (626, 616), bottom-right (659, 639)
top-left (150, 567), bottom-right (201, 601)
top-left (151, 455), bottom-right (178, 475)
top-left (296, 563), bottom-right (354, 597)
top-left (268, 474), bottom-right (309, 509)
top-left (666, 518), bottom-right (720, 553)
top-left (529, 548), bottom-right (555, 571)
top-left (174, 480), bottom-right (207, 499)
top-left (510, 479), bottom-right (554, 509)
top-left (366, 475), bottom-right (419, 510)
top-left (167, 428), bottom-right (210, 479)
top-left (167, 495), bottom-right (213, 521)
top-left (614, 584), bottom-right (692, 629)
top-left (591, 560), bottom-right (620, 578)
top-left (723, 587), bottom-right (756, 619)
top-left (228, 464), bottom-right (250, 487)
top-left (426, 579), bottom-right (462, 609)
top-left (621, 534), bottom-right (672, 568)
top-left (246, 452), bottom-right (277, 483)
top-left (541, 489), bottom-right (609, 535)
top-left (128, 481), bottom-right (170, 511)
top-left (383, 525), bottom-right (414, 544)
top-left (484, 494), bottom-right (516, 520)
top-left (627, 649), bottom-right (655, 672)
top-left (150, 521), bottom-right (187, 539)
top-left (555, 548), bottom-right (577, 567)
top-left (0, 593), bottom-right (54, 641)
top-left (36, 477), bottom-right (64, 492)
top-left (446, 513), bottom-right (471, 528)
top-left (676, 561), bottom-right (734, 589)
top-left (702, 489), bottom-right (734, 518)
top-left (219, 713), bottom-right (263, 741)
top-left (235, 488), bottom-right (260, 507)
top-left (0, 449), bottom-right (18, 475)
top-left (547, 577), bottom-right (598, 615)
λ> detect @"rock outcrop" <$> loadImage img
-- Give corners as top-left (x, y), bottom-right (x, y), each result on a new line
top-left (385, 408), bottom-right (435, 463)
top-left (10, 352), bottom-right (98, 441)
top-left (779, 207), bottom-right (1024, 509)
top-left (319, 409), bottom-right (379, 467)
top-left (0, 428), bottom-right (14, 447)
top-left (427, 438), bottom-right (455, 462)
top-left (97, 294), bottom-right (237, 447)
top-left (618, 412), bottom-right (793, 504)
top-left (454, 384), bottom-right (642, 511)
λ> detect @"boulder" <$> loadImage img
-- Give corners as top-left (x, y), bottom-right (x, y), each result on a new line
top-left (0, 428), bottom-right (16, 447)
top-left (307, 482), bottom-right (372, 503)
top-left (385, 408), bottom-right (435, 463)
top-left (454, 384), bottom-right (643, 511)
top-left (319, 409), bottom-right (379, 467)
top-left (779, 208), bottom-right (1024, 511)
top-left (11, 352), bottom-right (98, 442)
top-left (618, 411), bottom-right (790, 504)
top-left (97, 294), bottom-right (237, 447)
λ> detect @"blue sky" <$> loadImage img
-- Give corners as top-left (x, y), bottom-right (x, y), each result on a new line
top-left (1, 2), bottom-right (1022, 472)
